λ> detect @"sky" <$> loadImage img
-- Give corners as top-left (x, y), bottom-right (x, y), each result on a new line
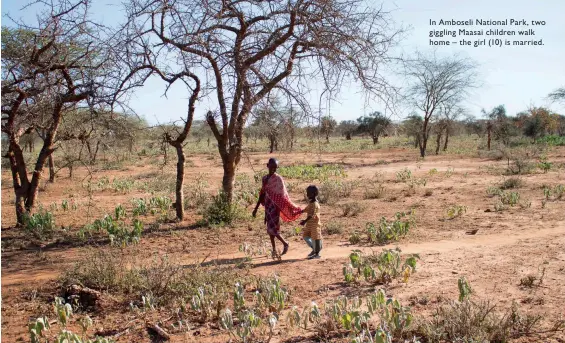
top-left (2, 0), bottom-right (564, 125)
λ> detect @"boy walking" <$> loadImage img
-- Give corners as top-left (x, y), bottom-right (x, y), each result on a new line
top-left (300, 185), bottom-right (323, 259)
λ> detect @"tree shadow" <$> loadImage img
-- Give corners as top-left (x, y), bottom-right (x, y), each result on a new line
top-left (251, 258), bottom-right (302, 268)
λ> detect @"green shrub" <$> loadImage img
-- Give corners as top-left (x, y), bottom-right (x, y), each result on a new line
top-left (365, 211), bottom-right (415, 245)
top-left (446, 205), bottom-right (466, 219)
top-left (343, 249), bottom-right (419, 285)
top-left (396, 168), bottom-right (412, 182)
top-left (277, 164), bottom-right (346, 181)
top-left (203, 192), bottom-right (246, 225)
top-left (349, 230), bottom-right (362, 244)
top-left (23, 210), bottom-right (56, 241)
top-left (537, 135), bottom-right (565, 146)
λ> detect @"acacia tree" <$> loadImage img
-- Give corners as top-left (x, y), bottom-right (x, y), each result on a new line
top-left (356, 111), bottom-right (391, 144)
top-left (435, 101), bottom-right (464, 153)
top-left (482, 105), bottom-right (517, 146)
top-left (251, 100), bottom-right (284, 153)
top-left (1, 1), bottom-right (127, 224)
top-left (118, 45), bottom-right (201, 221)
top-left (402, 114), bottom-right (425, 148)
top-left (338, 120), bottom-right (357, 140)
top-left (320, 116), bottom-right (337, 142)
top-left (404, 53), bottom-right (478, 157)
top-left (521, 107), bottom-right (559, 142)
top-left (548, 87), bottom-right (565, 103)
top-left (124, 0), bottom-right (401, 201)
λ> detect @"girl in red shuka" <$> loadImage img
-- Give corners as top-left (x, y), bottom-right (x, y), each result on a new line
top-left (252, 158), bottom-right (302, 257)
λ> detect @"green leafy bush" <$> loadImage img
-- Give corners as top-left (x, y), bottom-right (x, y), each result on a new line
top-left (23, 210), bottom-right (56, 241)
top-left (365, 211), bottom-right (415, 245)
top-left (203, 191), bottom-right (246, 225)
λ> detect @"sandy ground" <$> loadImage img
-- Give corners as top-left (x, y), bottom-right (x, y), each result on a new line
top-left (2, 146), bottom-right (565, 342)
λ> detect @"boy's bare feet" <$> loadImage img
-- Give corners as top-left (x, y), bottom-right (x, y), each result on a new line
top-left (281, 243), bottom-right (289, 255)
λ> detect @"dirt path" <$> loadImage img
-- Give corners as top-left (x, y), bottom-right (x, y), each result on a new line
top-left (176, 224), bottom-right (565, 270)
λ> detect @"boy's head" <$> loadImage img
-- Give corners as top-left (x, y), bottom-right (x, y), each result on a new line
top-left (267, 158), bottom-right (278, 175)
top-left (306, 185), bottom-right (319, 200)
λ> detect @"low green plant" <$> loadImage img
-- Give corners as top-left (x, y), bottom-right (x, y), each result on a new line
top-left (396, 168), bottom-right (412, 182)
top-left (286, 290), bottom-right (415, 341)
top-left (255, 275), bottom-right (288, 312)
top-left (149, 196), bottom-right (172, 214)
top-left (537, 157), bottom-right (552, 173)
top-left (277, 164), bottom-right (346, 181)
top-left (61, 199), bottom-right (69, 211)
top-left (86, 215), bottom-right (143, 246)
top-left (114, 204), bottom-right (126, 220)
top-left (458, 276), bottom-right (472, 302)
top-left (203, 191), bottom-right (246, 226)
top-left (111, 177), bottom-right (136, 193)
top-left (446, 205), bottom-right (466, 219)
top-left (365, 211), bottom-right (415, 245)
top-left (23, 210), bottom-right (56, 241)
top-left (486, 186), bottom-right (502, 197)
top-left (500, 191), bottom-right (520, 206)
top-left (418, 278), bottom-right (564, 343)
top-left (29, 316), bottom-right (50, 343)
top-left (349, 230), bottom-right (362, 244)
top-left (344, 249), bottom-right (419, 285)
top-left (131, 198), bottom-right (148, 216)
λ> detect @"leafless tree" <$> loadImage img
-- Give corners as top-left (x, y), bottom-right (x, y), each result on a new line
top-left (548, 87), bottom-right (565, 103)
top-left (123, 0), bottom-right (402, 201)
top-left (433, 101), bottom-right (464, 154)
top-left (1, 0), bottom-right (131, 224)
top-left (118, 6), bottom-right (210, 220)
top-left (403, 53), bottom-right (478, 157)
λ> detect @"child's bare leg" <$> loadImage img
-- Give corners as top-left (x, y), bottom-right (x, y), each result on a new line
top-left (269, 235), bottom-right (276, 252)
top-left (275, 234), bottom-right (288, 246)
top-left (276, 234), bottom-right (289, 255)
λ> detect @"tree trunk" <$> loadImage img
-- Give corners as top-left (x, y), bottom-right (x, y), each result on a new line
top-left (346, 133), bottom-right (351, 140)
top-left (487, 122), bottom-right (492, 151)
top-left (222, 157), bottom-right (236, 202)
top-left (173, 144), bottom-right (185, 220)
top-left (419, 120), bottom-right (429, 158)
top-left (269, 136), bottom-right (275, 153)
top-left (6, 148), bottom-right (26, 225)
top-left (443, 129), bottom-right (449, 151)
top-left (326, 134), bottom-right (329, 143)
top-left (48, 155), bottom-right (55, 182)
top-left (92, 141), bottom-right (100, 164)
top-left (25, 145), bottom-right (53, 213)
top-left (435, 132), bottom-right (442, 155)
